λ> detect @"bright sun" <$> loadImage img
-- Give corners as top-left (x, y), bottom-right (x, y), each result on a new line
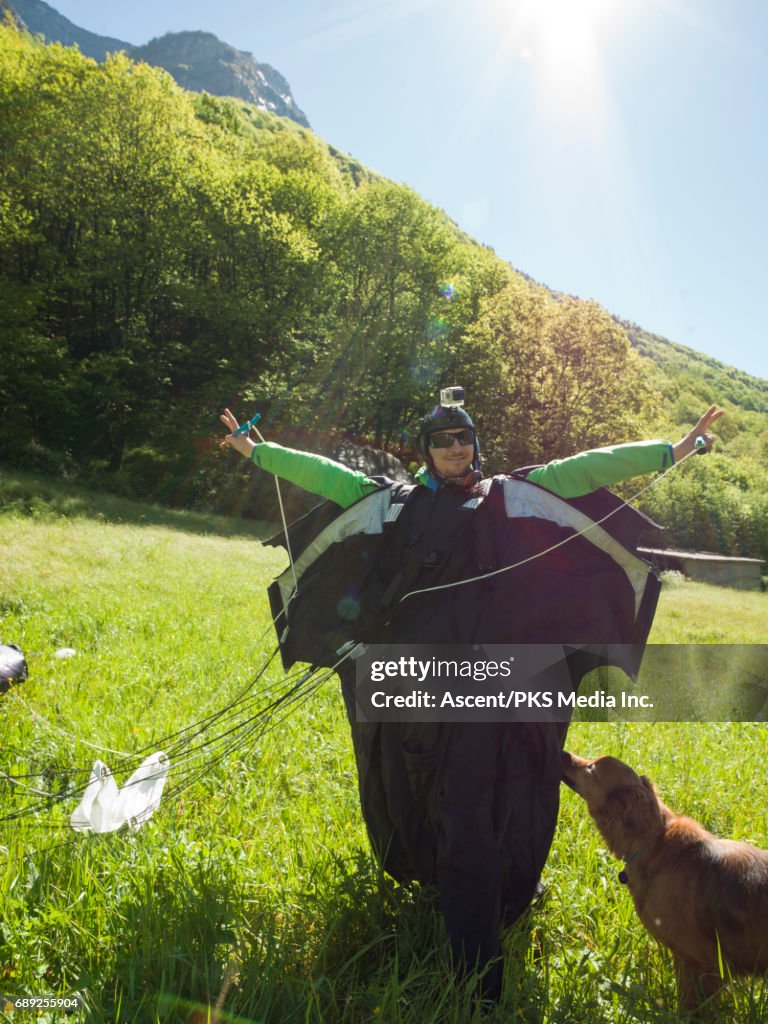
top-left (487, 0), bottom-right (633, 121)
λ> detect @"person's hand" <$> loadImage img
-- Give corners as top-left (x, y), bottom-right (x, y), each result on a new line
top-left (219, 408), bottom-right (257, 459)
top-left (672, 405), bottom-right (724, 462)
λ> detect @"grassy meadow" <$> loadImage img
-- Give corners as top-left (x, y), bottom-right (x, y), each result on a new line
top-left (0, 474), bottom-right (766, 1023)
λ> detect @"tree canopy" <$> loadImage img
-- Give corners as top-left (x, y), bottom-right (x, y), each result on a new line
top-left (1, 23), bottom-right (766, 559)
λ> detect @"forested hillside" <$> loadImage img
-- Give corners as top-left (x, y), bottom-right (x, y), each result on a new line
top-left (1, 23), bottom-right (766, 559)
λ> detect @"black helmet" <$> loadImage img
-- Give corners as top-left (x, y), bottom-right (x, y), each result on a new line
top-left (417, 403), bottom-right (481, 472)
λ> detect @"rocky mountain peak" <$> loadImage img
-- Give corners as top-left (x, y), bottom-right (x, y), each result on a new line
top-left (5, 0), bottom-right (309, 127)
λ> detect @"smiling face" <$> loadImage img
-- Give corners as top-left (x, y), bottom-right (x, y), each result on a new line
top-left (428, 428), bottom-right (475, 479)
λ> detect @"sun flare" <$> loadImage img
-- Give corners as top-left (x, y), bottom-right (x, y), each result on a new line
top-left (486, 0), bottom-right (634, 121)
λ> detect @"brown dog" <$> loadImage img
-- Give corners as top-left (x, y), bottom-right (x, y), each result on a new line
top-left (561, 751), bottom-right (768, 1015)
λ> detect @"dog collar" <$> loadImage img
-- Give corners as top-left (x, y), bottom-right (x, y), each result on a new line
top-left (618, 847), bottom-right (646, 885)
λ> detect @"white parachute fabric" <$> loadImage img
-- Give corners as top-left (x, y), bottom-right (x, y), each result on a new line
top-left (70, 753), bottom-right (170, 833)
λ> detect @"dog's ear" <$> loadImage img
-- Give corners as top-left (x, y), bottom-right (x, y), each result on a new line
top-left (590, 781), bottom-right (662, 856)
top-left (611, 781), bottom-right (663, 840)
top-left (590, 787), bottom-right (637, 856)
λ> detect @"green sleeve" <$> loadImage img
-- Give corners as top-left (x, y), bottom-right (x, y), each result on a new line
top-left (525, 440), bottom-right (674, 499)
top-left (251, 441), bottom-right (381, 509)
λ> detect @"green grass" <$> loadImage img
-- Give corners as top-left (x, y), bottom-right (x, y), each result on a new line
top-left (0, 468), bottom-right (274, 539)
top-left (0, 475), bottom-right (766, 1022)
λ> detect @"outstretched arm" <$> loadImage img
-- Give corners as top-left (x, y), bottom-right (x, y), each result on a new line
top-left (218, 408), bottom-right (380, 508)
top-left (525, 406), bottom-right (725, 499)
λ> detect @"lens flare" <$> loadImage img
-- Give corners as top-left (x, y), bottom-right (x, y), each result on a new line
top-left (426, 317), bottom-right (450, 341)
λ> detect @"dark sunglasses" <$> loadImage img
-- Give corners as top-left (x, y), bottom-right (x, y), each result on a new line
top-left (428, 429), bottom-right (475, 449)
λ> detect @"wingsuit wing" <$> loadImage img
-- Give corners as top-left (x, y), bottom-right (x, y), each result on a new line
top-left (265, 473), bottom-right (661, 683)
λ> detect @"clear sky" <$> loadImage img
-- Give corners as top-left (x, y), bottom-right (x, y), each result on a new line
top-left (52, 0), bottom-right (768, 380)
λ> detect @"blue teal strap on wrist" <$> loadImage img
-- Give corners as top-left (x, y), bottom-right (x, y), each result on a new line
top-left (233, 412), bottom-right (261, 437)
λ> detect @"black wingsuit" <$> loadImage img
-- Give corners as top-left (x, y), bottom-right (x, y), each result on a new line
top-left (268, 471), bottom-right (660, 998)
